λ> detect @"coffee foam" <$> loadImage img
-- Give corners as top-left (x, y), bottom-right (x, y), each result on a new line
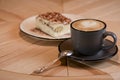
top-left (72, 20), bottom-right (104, 31)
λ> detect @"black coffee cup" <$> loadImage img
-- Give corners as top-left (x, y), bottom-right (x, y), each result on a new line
top-left (71, 19), bottom-right (117, 56)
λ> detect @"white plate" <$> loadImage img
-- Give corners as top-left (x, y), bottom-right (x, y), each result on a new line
top-left (20, 14), bottom-right (83, 41)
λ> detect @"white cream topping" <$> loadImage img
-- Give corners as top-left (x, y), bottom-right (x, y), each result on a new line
top-left (81, 20), bottom-right (97, 28)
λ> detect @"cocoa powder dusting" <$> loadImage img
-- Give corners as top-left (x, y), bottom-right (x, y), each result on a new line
top-left (31, 28), bottom-right (48, 36)
top-left (37, 12), bottom-right (71, 24)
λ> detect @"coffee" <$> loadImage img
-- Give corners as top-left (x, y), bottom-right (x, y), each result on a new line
top-left (72, 19), bottom-right (104, 31)
top-left (71, 19), bottom-right (117, 56)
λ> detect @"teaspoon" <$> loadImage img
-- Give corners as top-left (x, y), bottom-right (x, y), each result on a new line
top-left (33, 50), bottom-right (73, 74)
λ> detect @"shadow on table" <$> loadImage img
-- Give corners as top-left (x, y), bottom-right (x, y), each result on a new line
top-left (59, 53), bottom-right (119, 75)
top-left (19, 31), bottom-right (62, 46)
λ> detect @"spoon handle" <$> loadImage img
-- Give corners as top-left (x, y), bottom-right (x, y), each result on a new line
top-left (33, 56), bottom-right (62, 74)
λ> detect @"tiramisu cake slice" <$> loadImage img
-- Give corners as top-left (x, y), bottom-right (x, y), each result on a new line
top-left (36, 12), bottom-right (71, 38)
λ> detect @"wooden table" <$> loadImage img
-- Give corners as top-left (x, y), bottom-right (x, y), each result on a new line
top-left (0, 0), bottom-right (120, 80)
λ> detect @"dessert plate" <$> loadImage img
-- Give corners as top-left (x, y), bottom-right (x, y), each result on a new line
top-left (58, 39), bottom-right (118, 61)
top-left (20, 14), bottom-right (83, 41)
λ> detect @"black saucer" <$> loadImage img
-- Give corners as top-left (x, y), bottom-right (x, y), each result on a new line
top-left (58, 39), bottom-right (118, 61)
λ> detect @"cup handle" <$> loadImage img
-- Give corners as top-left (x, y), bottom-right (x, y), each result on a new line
top-left (102, 31), bottom-right (117, 50)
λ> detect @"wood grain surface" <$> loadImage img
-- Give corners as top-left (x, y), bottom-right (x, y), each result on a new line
top-left (0, 0), bottom-right (120, 80)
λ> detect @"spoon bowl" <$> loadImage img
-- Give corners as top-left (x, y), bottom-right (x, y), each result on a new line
top-left (60, 50), bottom-right (73, 57)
